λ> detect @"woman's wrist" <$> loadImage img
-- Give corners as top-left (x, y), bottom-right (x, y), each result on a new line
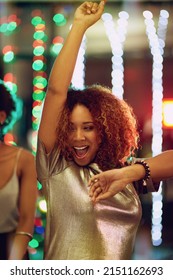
top-left (134, 160), bottom-right (151, 185)
top-left (121, 165), bottom-right (146, 184)
top-left (72, 19), bottom-right (89, 33)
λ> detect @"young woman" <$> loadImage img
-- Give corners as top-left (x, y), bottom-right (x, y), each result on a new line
top-left (0, 82), bottom-right (37, 259)
top-left (36, 1), bottom-right (169, 260)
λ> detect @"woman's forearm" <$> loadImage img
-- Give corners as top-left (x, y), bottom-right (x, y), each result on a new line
top-left (8, 235), bottom-right (31, 260)
top-left (122, 150), bottom-right (173, 183)
top-left (145, 150), bottom-right (173, 182)
top-left (121, 150), bottom-right (173, 184)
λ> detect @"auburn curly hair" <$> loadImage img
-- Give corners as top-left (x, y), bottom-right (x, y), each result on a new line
top-left (57, 84), bottom-right (139, 171)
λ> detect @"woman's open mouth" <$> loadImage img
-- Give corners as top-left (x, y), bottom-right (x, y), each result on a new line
top-left (73, 146), bottom-right (89, 159)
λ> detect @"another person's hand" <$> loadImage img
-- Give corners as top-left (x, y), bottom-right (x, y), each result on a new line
top-left (88, 168), bottom-right (130, 203)
top-left (88, 162), bottom-right (147, 203)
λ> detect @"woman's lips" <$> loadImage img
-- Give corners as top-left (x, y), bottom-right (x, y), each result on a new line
top-left (73, 146), bottom-right (89, 159)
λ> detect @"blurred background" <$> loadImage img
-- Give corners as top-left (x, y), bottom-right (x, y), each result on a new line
top-left (0, 0), bottom-right (173, 260)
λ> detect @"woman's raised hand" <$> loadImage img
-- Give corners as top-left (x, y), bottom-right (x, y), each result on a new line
top-left (74, 1), bottom-right (106, 29)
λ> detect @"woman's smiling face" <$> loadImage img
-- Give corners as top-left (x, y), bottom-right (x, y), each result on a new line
top-left (68, 104), bottom-right (101, 166)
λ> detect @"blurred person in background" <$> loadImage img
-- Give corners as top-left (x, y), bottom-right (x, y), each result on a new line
top-left (0, 81), bottom-right (37, 260)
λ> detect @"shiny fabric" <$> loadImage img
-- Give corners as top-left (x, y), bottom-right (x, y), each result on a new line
top-left (0, 149), bottom-right (21, 233)
top-left (36, 140), bottom-right (157, 260)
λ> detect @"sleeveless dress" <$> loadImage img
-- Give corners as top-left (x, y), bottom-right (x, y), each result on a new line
top-left (36, 139), bottom-right (159, 260)
top-left (0, 148), bottom-right (21, 259)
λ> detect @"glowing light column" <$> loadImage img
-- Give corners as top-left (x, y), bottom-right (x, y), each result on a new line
top-left (102, 11), bottom-right (129, 99)
top-left (71, 30), bottom-right (86, 90)
top-left (31, 12), bottom-right (48, 155)
top-left (143, 10), bottom-right (169, 246)
top-left (0, 14), bottom-right (22, 145)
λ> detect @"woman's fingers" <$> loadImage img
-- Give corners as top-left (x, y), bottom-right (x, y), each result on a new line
top-left (85, 1), bottom-right (105, 15)
top-left (88, 176), bottom-right (99, 186)
top-left (94, 192), bottom-right (110, 203)
top-left (85, 2), bottom-right (98, 14)
top-left (89, 178), bottom-right (100, 196)
top-left (91, 3), bottom-right (99, 13)
top-left (90, 187), bottom-right (103, 202)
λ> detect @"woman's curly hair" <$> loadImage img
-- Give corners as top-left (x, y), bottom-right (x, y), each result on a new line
top-left (0, 83), bottom-right (16, 125)
top-left (57, 84), bottom-right (139, 171)
top-left (0, 82), bottom-right (23, 138)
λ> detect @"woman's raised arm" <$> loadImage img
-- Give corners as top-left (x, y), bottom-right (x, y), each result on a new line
top-left (38, 1), bottom-right (105, 153)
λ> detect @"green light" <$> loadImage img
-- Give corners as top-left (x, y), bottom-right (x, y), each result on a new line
top-left (33, 91), bottom-right (45, 101)
top-left (32, 105), bottom-right (42, 118)
top-left (0, 23), bottom-right (8, 33)
top-left (32, 60), bottom-right (44, 71)
top-left (33, 31), bottom-right (45, 40)
top-left (7, 22), bottom-right (17, 32)
top-left (5, 82), bottom-right (18, 95)
top-left (33, 46), bottom-right (45, 56)
top-left (37, 182), bottom-right (42, 190)
top-left (51, 43), bottom-right (63, 56)
top-left (53, 13), bottom-right (66, 26)
top-left (3, 51), bottom-right (14, 63)
top-left (32, 122), bottom-right (39, 131)
top-left (53, 13), bottom-right (64, 22)
top-left (31, 16), bottom-right (42, 26)
top-left (33, 76), bottom-right (47, 88)
top-left (29, 249), bottom-right (43, 260)
top-left (29, 239), bottom-right (39, 248)
top-left (33, 233), bottom-right (44, 242)
top-left (10, 84), bottom-right (18, 95)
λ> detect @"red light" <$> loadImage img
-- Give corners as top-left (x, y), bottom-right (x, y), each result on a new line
top-left (4, 133), bottom-right (16, 145)
top-left (33, 55), bottom-right (45, 62)
top-left (53, 36), bottom-right (64, 44)
top-left (31, 9), bottom-right (43, 17)
top-left (33, 100), bottom-right (42, 107)
top-left (33, 40), bottom-right (45, 48)
top-left (162, 99), bottom-right (173, 128)
top-left (8, 14), bottom-right (21, 25)
top-left (34, 217), bottom-right (43, 226)
top-left (2, 45), bottom-right (13, 54)
top-left (4, 73), bottom-right (16, 83)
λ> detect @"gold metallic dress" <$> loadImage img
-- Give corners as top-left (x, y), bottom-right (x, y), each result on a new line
top-left (36, 139), bottom-right (158, 260)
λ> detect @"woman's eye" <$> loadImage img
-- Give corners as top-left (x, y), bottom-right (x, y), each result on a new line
top-left (84, 126), bottom-right (94, 131)
top-left (69, 126), bottom-right (75, 132)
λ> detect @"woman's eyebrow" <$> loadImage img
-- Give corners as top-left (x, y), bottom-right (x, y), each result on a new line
top-left (83, 122), bottom-right (94, 124)
top-left (70, 121), bottom-right (94, 125)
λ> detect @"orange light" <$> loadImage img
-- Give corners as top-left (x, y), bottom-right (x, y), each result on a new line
top-left (4, 133), bottom-right (16, 145)
top-left (162, 99), bottom-right (173, 128)
top-left (53, 36), bottom-right (64, 44)
top-left (2, 45), bottom-right (13, 54)
top-left (4, 73), bottom-right (16, 83)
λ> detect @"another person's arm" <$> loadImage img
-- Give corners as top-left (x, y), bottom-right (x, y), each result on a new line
top-left (89, 150), bottom-right (173, 203)
top-left (38, 1), bottom-right (105, 153)
top-left (8, 150), bottom-right (37, 260)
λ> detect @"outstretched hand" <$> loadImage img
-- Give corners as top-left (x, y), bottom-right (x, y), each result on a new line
top-left (74, 1), bottom-right (105, 29)
top-left (88, 168), bottom-right (130, 203)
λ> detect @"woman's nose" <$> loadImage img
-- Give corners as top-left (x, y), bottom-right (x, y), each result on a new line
top-left (74, 129), bottom-right (85, 140)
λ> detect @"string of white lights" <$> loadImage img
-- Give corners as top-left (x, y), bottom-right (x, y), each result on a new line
top-left (102, 11), bottom-right (129, 99)
top-left (143, 9), bottom-right (169, 246)
top-left (71, 32), bottom-right (86, 90)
